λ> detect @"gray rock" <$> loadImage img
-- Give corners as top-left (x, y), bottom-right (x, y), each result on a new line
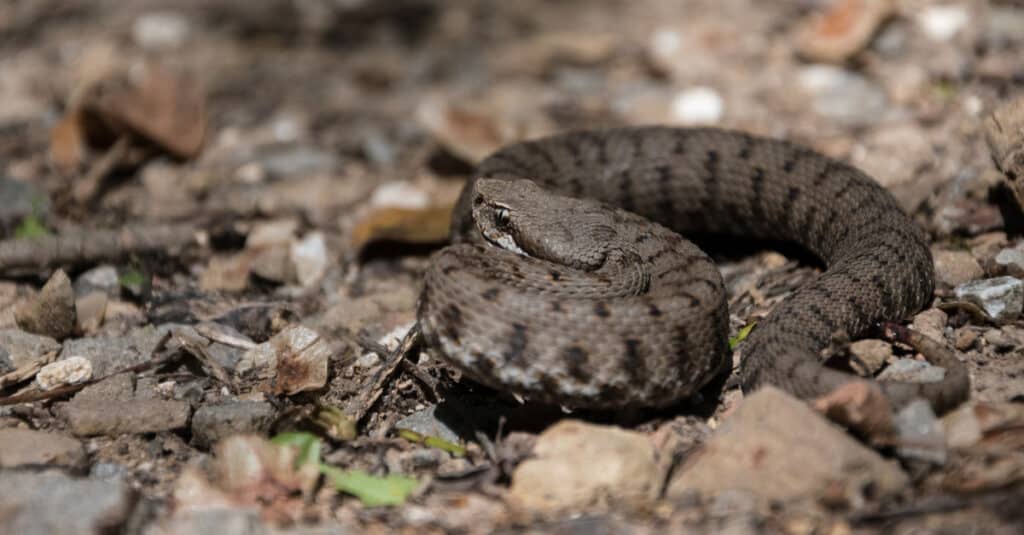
top-left (191, 401), bottom-right (277, 449)
top-left (395, 405), bottom-right (462, 445)
top-left (932, 250), bottom-right (984, 288)
top-left (667, 387), bottom-right (908, 505)
top-left (994, 245), bottom-right (1024, 278)
top-left (151, 509), bottom-right (269, 535)
top-left (0, 470), bottom-right (134, 535)
top-left (73, 372), bottom-right (136, 403)
top-left (0, 429), bottom-right (86, 469)
top-left (878, 358), bottom-right (947, 383)
top-left (61, 325), bottom-right (168, 377)
top-left (259, 145), bottom-right (340, 179)
top-left (74, 265), bottom-right (121, 298)
top-left (0, 328), bottom-right (60, 369)
top-left (64, 399), bottom-right (191, 436)
top-left (894, 400), bottom-right (946, 464)
top-left (0, 176), bottom-right (49, 230)
top-left (954, 276), bottom-right (1024, 322)
top-left (797, 65), bottom-right (889, 127)
top-left (15, 269), bottom-right (77, 340)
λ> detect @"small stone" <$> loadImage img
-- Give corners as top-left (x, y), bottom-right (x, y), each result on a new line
top-left (953, 328), bottom-right (978, 351)
top-left (794, 0), bottom-right (896, 63)
top-left (72, 372), bottom-right (135, 403)
top-left (246, 219), bottom-right (299, 248)
top-left (370, 181), bottom-right (432, 210)
top-left (509, 420), bottom-right (659, 512)
top-left (200, 254), bottom-right (252, 292)
top-left (932, 250), bottom-right (984, 288)
top-left (667, 387), bottom-right (907, 505)
top-left (893, 400), bottom-right (946, 464)
top-left (669, 87), bottom-right (724, 125)
top-left (912, 308), bottom-right (948, 342)
top-left (797, 65), bottom-right (888, 127)
top-left (259, 145), bottom-right (340, 179)
top-left (395, 405), bottom-right (462, 446)
top-left (15, 269), bottom-right (77, 340)
top-left (61, 326), bottom-right (167, 377)
top-left (0, 428), bottom-right (87, 469)
top-left (982, 328), bottom-right (1017, 351)
top-left (0, 328), bottom-right (60, 370)
top-left (994, 245), bottom-right (1024, 278)
top-left (64, 399), bottom-right (191, 436)
top-left (75, 291), bottom-right (108, 333)
top-left (849, 339), bottom-right (892, 374)
top-left (916, 4), bottom-right (969, 42)
top-left (36, 356), bottom-right (93, 390)
top-left (151, 509), bottom-right (269, 535)
top-left (954, 276), bottom-right (1024, 322)
top-left (191, 401), bottom-right (278, 449)
top-left (877, 358), bottom-right (946, 384)
top-left (291, 232), bottom-right (328, 287)
top-left (0, 470), bottom-right (134, 534)
top-left (943, 401), bottom-right (1024, 449)
top-left (132, 11), bottom-right (190, 49)
top-left (73, 265), bottom-right (121, 297)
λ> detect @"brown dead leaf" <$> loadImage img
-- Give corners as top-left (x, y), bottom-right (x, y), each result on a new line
top-left (814, 380), bottom-right (896, 442)
top-left (350, 205), bottom-right (453, 253)
top-left (49, 111), bottom-right (87, 174)
top-left (85, 64), bottom-right (206, 159)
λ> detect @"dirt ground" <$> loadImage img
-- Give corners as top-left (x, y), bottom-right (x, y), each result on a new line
top-left (2, 0), bottom-right (1024, 533)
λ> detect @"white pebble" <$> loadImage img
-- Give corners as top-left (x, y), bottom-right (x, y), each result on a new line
top-left (670, 87), bottom-right (724, 125)
top-left (369, 181), bottom-right (431, 209)
top-left (36, 357), bottom-right (93, 391)
top-left (132, 12), bottom-right (190, 50)
top-left (916, 5), bottom-right (969, 42)
top-left (291, 232), bottom-right (328, 287)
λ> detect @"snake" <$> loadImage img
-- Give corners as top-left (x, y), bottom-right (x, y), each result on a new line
top-left (418, 126), bottom-right (969, 413)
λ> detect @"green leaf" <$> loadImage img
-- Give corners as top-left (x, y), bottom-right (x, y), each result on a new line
top-left (397, 428), bottom-right (466, 457)
top-left (14, 214), bottom-right (49, 239)
top-left (320, 465), bottom-right (419, 507)
top-left (118, 266), bottom-right (146, 290)
top-left (729, 322), bottom-right (756, 350)
top-left (271, 432), bottom-right (322, 468)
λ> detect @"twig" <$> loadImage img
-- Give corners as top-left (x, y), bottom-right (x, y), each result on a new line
top-left (350, 324), bottom-right (426, 424)
top-left (72, 134), bottom-right (132, 204)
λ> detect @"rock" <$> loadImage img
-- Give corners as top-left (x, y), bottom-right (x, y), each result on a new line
top-left (0, 176), bottom-right (48, 230)
top-left (915, 4), bottom-right (969, 42)
top-left (15, 269), bottom-right (77, 340)
top-left (291, 232), bottom-right (327, 287)
top-left (850, 123), bottom-right (938, 211)
top-left (985, 96), bottom-right (1024, 210)
top-left (36, 356), bottom-right (93, 390)
top-left (994, 245), bottom-right (1024, 278)
top-left (73, 265), bottom-right (121, 298)
top-left (849, 339), bottom-right (892, 374)
top-left (932, 250), bottom-right (984, 288)
top-left (64, 399), bottom-right (191, 436)
top-left (395, 405), bottom-right (463, 446)
top-left (912, 308), bottom-right (948, 342)
top-left (75, 291), bottom-right (108, 333)
top-left (191, 401), bottom-right (278, 449)
top-left (259, 145), bottom-right (340, 179)
top-left (877, 358), bottom-right (946, 384)
top-left (669, 87), bottom-right (724, 125)
top-left (794, 0), bottom-right (895, 63)
top-left (236, 326), bottom-right (329, 395)
top-left (893, 400), bottom-right (946, 464)
top-left (982, 328), bottom-right (1018, 351)
top-left (61, 326), bottom-right (167, 377)
top-left (953, 328), bottom-right (978, 351)
top-left (944, 401), bottom-right (1024, 450)
top-left (132, 11), bottom-right (190, 50)
top-left (954, 276), bottom-right (1024, 322)
top-left (797, 65), bottom-right (888, 127)
top-left (0, 470), bottom-right (134, 535)
top-left (0, 429), bottom-right (87, 469)
top-left (667, 387), bottom-right (907, 506)
top-left (200, 254), bottom-right (252, 292)
top-left (0, 328), bottom-right (60, 370)
top-left (72, 372), bottom-right (135, 402)
top-left (508, 420), bottom-right (659, 512)
top-left (150, 509), bottom-right (269, 535)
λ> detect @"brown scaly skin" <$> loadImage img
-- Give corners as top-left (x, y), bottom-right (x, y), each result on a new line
top-left (419, 126), bottom-right (970, 413)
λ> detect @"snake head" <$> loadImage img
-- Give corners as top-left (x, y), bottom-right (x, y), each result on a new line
top-left (471, 178), bottom-right (621, 271)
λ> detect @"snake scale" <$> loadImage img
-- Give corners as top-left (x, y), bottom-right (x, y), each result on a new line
top-left (419, 126), bottom-right (969, 413)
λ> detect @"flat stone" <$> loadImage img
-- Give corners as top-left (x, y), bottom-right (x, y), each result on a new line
top-left (509, 420), bottom-right (659, 512)
top-left (15, 269), bottom-right (77, 340)
top-left (0, 176), bottom-right (49, 230)
top-left (0, 470), bottom-right (134, 535)
top-left (0, 429), bottom-right (86, 469)
top-left (61, 325), bottom-right (167, 377)
top-left (64, 399), bottom-right (191, 436)
top-left (73, 265), bottom-right (121, 298)
top-left (912, 308), bottom-right (948, 341)
top-left (667, 387), bottom-right (907, 505)
top-left (152, 509), bottom-right (269, 535)
top-left (893, 400), bottom-right (946, 464)
top-left (954, 276), bottom-right (1024, 322)
top-left (932, 250), bottom-right (984, 288)
top-left (75, 291), bottom-right (108, 333)
top-left (0, 328), bottom-right (60, 369)
top-left (395, 405), bottom-right (462, 446)
top-left (994, 245), bottom-right (1024, 278)
top-left (72, 372), bottom-right (135, 402)
top-left (878, 358), bottom-right (946, 384)
top-left (191, 401), bottom-right (277, 449)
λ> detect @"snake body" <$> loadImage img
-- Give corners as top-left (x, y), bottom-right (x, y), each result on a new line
top-left (419, 127), bottom-right (969, 412)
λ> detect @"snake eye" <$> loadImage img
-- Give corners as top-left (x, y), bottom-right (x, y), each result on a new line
top-left (494, 207), bottom-right (511, 228)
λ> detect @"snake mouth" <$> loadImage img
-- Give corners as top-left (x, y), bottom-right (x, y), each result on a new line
top-left (482, 228), bottom-right (529, 257)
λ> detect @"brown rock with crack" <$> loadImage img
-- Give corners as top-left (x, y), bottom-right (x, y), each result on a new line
top-left (667, 387), bottom-right (908, 507)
